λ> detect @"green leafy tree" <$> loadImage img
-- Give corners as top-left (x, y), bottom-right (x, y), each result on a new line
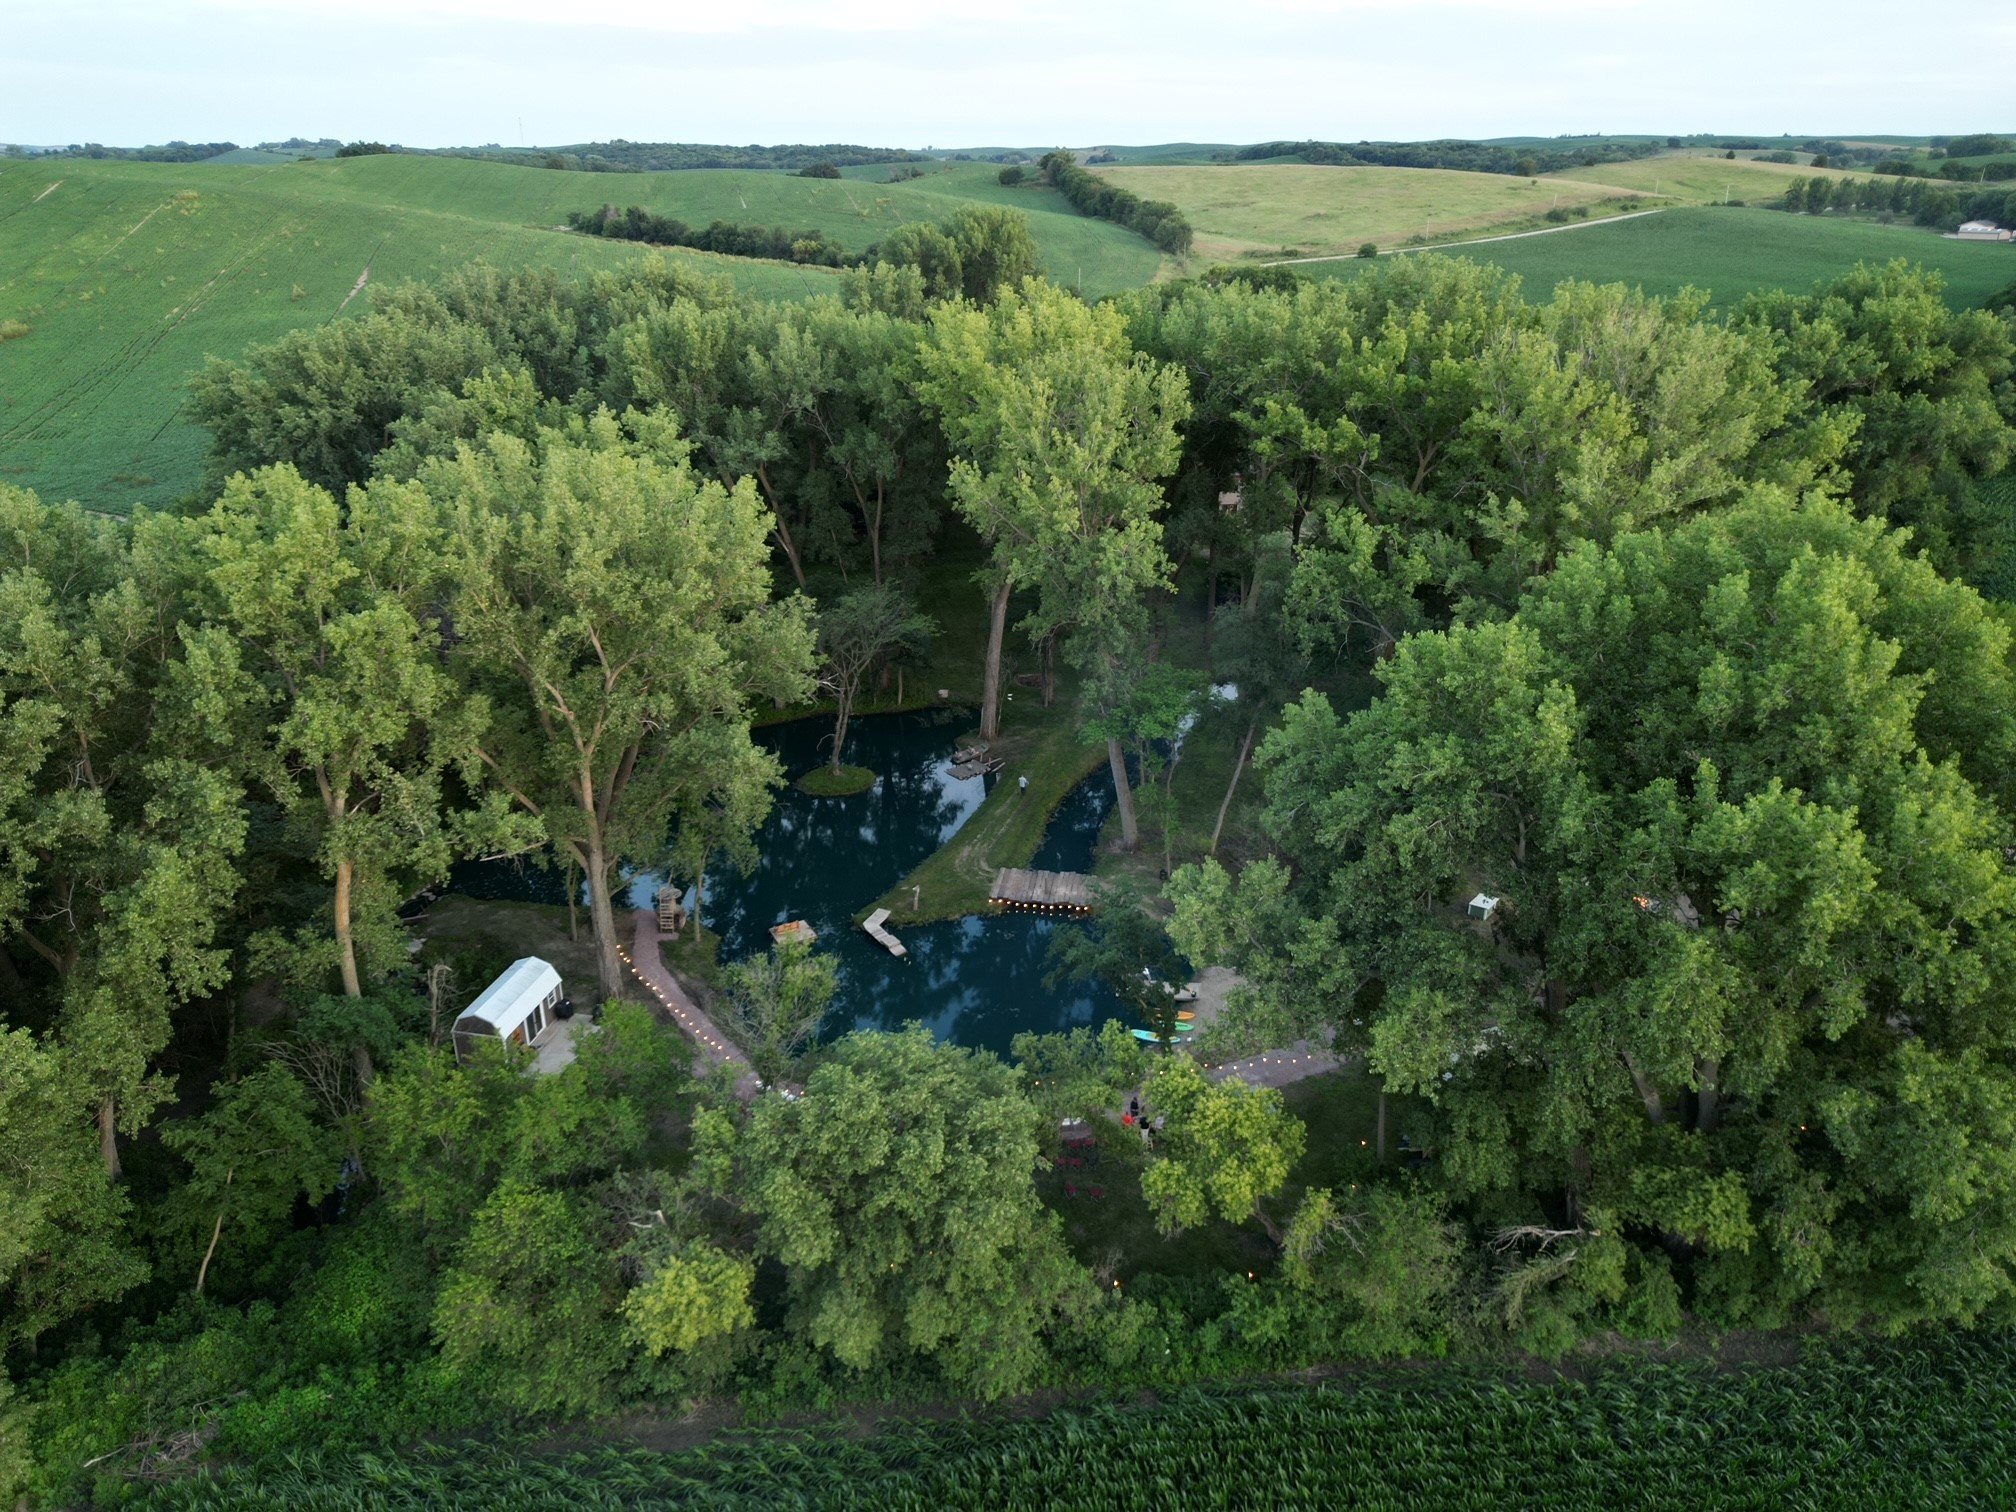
top-left (161, 1064), bottom-right (340, 1294)
top-left (1281, 1185), bottom-right (1461, 1356)
top-left (1235, 490), bottom-right (2016, 1330)
top-left (1010, 1020), bottom-right (1151, 1120)
top-left (1735, 260), bottom-right (2016, 574)
top-left (429, 413), bottom-right (816, 1000)
top-left (720, 937), bottom-right (839, 1088)
top-left (920, 279), bottom-right (1189, 745)
top-left (183, 465), bottom-right (531, 1073)
top-left (0, 487), bottom-right (245, 1210)
top-left (432, 1180), bottom-right (629, 1414)
top-left (733, 1028), bottom-right (1087, 1397)
top-left (1048, 880), bottom-right (1189, 1042)
top-left (1141, 1056), bottom-right (1305, 1240)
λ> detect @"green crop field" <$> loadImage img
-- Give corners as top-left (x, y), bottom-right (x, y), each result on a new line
top-left (1097, 162), bottom-right (1645, 260)
top-left (131, 1338), bottom-right (2016, 1511)
top-left (0, 154), bottom-right (1160, 513)
top-left (1558, 153), bottom-right (1872, 204)
top-left (1305, 207), bottom-right (2015, 309)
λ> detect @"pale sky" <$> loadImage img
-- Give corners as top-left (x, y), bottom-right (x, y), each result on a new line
top-left (6, 0), bottom-right (2011, 149)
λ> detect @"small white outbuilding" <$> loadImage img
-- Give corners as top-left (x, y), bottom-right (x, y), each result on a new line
top-left (452, 957), bottom-right (564, 1063)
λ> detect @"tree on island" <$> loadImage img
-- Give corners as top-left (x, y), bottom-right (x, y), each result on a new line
top-left (814, 583), bottom-right (935, 780)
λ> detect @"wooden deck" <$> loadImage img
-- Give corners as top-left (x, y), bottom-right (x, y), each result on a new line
top-left (990, 867), bottom-right (1093, 913)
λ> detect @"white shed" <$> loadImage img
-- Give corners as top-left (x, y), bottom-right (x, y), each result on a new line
top-left (452, 957), bottom-right (564, 1063)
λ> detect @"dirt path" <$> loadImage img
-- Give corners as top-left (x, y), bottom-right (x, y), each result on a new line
top-left (31, 180), bottom-right (61, 203)
top-left (622, 909), bottom-right (758, 1091)
top-left (1266, 206), bottom-right (1669, 267)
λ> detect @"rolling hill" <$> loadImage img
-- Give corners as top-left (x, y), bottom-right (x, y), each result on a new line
top-left (0, 155), bottom-right (1161, 512)
top-left (1095, 162), bottom-right (1646, 260)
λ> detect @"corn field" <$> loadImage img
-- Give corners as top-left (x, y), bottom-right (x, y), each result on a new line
top-left (134, 1338), bottom-right (2016, 1511)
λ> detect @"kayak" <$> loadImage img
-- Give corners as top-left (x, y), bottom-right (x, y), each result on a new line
top-left (1130, 1024), bottom-right (1195, 1042)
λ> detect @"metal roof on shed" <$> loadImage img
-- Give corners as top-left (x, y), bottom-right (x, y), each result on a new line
top-left (454, 957), bottom-right (562, 1039)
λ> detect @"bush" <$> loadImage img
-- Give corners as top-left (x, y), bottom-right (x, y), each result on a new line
top-left (796, 161), bottom-right (841, 179)
top-left (1356, 242), bottom-right (1378, 258)
top-left (1544, 206), bottom-right (1571, 223)
top-left (998, 165), bottom-right (1025, 187)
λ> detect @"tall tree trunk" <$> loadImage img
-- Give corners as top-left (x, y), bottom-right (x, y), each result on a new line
top-left (1376, 1088), bottom-right (1387, 1164)
top-left (1107, 739), bottom-right (1140, 851)
top-left (979, 578), bottom-right (1011, 743)
top-left (1622, 1052), bottom-right (1666, 1126)
top-left (334, 855), bottom-right (362, 998)
top-left (1041, 635), bottom-right (1056, 707)
top-left (1696, 1057), bottom-right (1721, 1133)
top-left (333, 858), bottom-right (376, 1085)
top-left (1209, 716), bottom-right (1260, 856)
top-left (195, 1169), bottom-right (232, 1295)
top-left (830, 690), bottom-right (854, 774)
top-left (755, 463), bottom-right (808, 590)
top-left (99, 1094), bottom-right (121, 1179)
top-left (869, 483), bottom-right (885, 586)
top-left (584, 834), bottom-right (625, 1002)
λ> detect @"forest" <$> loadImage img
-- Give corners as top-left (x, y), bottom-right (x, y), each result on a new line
top-left (3, 200), bottom-right (2016, 1504)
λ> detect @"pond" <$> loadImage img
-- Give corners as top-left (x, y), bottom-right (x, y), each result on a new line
top-left (450, 709), bottom-right (1126, 1055)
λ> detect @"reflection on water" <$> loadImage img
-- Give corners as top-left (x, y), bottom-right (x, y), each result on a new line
top-left (451, 708), bottom-right (1124, 1054)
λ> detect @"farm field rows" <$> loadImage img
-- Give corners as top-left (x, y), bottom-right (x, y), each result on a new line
top-left (1097, 162), bottom-right (1645, 259)
top-left (134, 1338), bottom-right (2016, 1510)
top-left (0, 155), bottom-right (1160, 512)
top-left (1305, 206), bottom-right (2016, 308)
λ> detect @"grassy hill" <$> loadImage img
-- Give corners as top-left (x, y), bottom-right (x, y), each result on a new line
top-left (0, 155), bottom-right (1158, 513)
top-left (1096, 163), bottom-right (1647, 260)
top-left (1556, 153), bottom-right (1876, 204)
top-left (1303, 206), bottom-right (2015, 308)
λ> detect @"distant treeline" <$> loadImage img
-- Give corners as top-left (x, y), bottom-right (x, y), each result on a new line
top-left (566, 205), bottom-right (853, 266)
top-left (1230, 138), bottom-right (1662, 175)
top-left (1778, 174), bottom-right (2016, 228)
top-left (450, 141), bottom-right (932, 174)
top-left (566, 201), bottom-right (1040, 306)
top-left (4, 140), bottom-right (239, 162)
top-left (1036, 150), bottom-right (1193, 255)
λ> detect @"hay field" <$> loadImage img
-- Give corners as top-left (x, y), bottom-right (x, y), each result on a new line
top-left (1096, 163), bottom-right (1646, 260)
top-left (1303, 207), bottom-right (2015, 309)
top-left (1556, 153), bottom-right (1878, 204)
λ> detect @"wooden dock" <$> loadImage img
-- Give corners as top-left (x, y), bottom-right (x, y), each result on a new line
top-left (769, 920), bottom-right (817, 947)
top-left (861, 907), bottom-right (907, 958)
top-left (990, 868), bottom-right (1093, 914)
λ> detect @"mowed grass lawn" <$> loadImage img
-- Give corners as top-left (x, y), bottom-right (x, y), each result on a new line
top-left (1558, 152), bottom-right (1881, 204)
top-left (0, 155), bottom-right (1159, 513)
top-left (1097, 163), bottom-right (1646, 260)
top-left (1305, 207), bottom-right (2016, 309)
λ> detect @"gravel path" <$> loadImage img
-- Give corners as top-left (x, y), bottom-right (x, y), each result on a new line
top-left (1266, 206), bottom-right (1669, 267)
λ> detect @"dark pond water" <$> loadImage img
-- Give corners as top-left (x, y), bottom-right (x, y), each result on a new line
top-left (450, 709), bottom-right (1125, 1055)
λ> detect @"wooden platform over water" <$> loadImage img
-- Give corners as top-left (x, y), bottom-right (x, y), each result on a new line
top-left (990, 867), bottom-right (1093, 914)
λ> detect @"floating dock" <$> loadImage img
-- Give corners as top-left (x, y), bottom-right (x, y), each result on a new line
top-left (861, 907), bottom-right (908, 958)
top-left (948, 756), bottom-right (1005, 780)
top-left (990, 868), bottom-right (1094, 914)
top-left (769, 920), bottom-right (817, 947)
